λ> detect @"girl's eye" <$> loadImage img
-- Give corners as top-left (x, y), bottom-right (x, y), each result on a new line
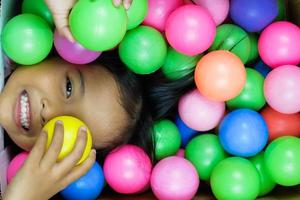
top-left (65, 76), bottom-right (73, 99)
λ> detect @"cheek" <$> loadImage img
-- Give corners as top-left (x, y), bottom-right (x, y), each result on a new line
top-left (7, 132), bottom-right (36, 151)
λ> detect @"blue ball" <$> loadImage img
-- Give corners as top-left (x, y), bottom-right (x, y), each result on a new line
top-left (60, 162), bottom-right (105, 200)
top-left (175, 115), bottom-right (198, 147)
top-left (219, 109), bottom-right (268, 157)
top-left (254, 60), bottom-right (271, 77)
top-left (230, 0), bottom-right (278, 32)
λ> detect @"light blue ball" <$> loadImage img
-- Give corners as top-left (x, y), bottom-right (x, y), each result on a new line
top-left (60, 162), bottom-right (105, 200)
top-left (219, 109), bottom-right (268, 157)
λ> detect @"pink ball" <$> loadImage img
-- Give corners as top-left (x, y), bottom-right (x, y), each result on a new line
top-left (143, 0), bottom-right (184, 32)
top-left (193, 0), bottom-right (229, 25)
top-left (103, 145), bottom-right (152, 194)
top-left (264, 65), bottom-right (300, 114)
top-left (54, 30), bottom-right (101, 64)
top-left (165, 4), bottom-right (216, 56)
top-left (258, 21), bottom-right (300, 68)
top-left (178, 89), bottom-right (225, 131)
top-left (184, 0), bottom-right (194, 4)
top-left (7, 152), bottom-right (28, 183)
top-left (151, 156), bottom-right (199, 200)
top-left (176, 149), bottom-right (185, 157)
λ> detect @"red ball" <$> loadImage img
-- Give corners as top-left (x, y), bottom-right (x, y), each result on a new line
top-left (260, 106), bottom-right (300, 141)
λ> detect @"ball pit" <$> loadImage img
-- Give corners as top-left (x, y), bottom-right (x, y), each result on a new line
top-left (7, 152), bottom-right (29, 184)
top-left (126, 0), bottom-right (148, 30)
top-left (103, 145), bottom-right (152, 194)
top-left (165, 4), bottom-right (216, 56)
top-left (43, 116), bottom-right (92, 165)
top-left (175, 115), bottom-right (198, 147)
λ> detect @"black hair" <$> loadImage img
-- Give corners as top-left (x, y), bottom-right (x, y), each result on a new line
top-left (96, 51), bottom-right (195, 162)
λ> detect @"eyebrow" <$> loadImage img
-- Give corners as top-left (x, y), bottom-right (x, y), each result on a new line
top-left (77, 68), bottom-right (85, 97)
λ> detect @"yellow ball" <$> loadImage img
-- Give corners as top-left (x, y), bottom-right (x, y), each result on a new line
top-left (43, 116), bottom-right (92, 165)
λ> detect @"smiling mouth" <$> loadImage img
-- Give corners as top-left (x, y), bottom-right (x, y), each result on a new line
top-left (15, 90), bottom-right (31, 131)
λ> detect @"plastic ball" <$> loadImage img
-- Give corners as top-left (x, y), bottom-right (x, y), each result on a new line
top-left (209, 24), bottom-right (251, 64)
top-left (185, 134), bottom-right (228, 181)
top-left (1, 14), bottom-right (53, 65)
top-left (162, 47), bottom-right (202, 80)
top-left (151, 156), bottom-right (199, 200)
top-left (126, 0), bottom-right (148, 30)
top-left (230, 0), bottom-right (278, 32)
top-left (264, 65), bottom-right (300, 114)
top-left (254, 60), bottom-right (272, 77)
top-left (247, 33), bottom-right (259, 64)
top-left (165, 4), bottom-right (216, 56)
top-left (249, 152), bottom-right (276, 196)
top-left (7, 152), bottom-right (28, 184)
top-left (276, 0), bottom-right (287, 21)
top-left (176, 149), bottom-right (185, 157)
top-left (22, 0), bottom-right (54, 26)
top-left (153, 119), bottom-right (181, 160)
top-left (211, 157), bottom-right (260, 200)
top-left (143, 0), bottom-right (184, 32)
top-left (195, 50), bottom-right (246, 101)
top-left (175, 115), bottom-right (198, 147)
top-left (103, 145), bottom-right (152, 194)
top-left (265, 136), bottom-right (300, 186)
top-left (60, 162), bottom-right (105, 200)
top-left (54, 30), bottom-right (101, 64)
top-left (69, 0), bottom-right (127, 51)
top-left (178, 89), bottom-right (225, 131)
top-left (43, 116), bottom-right (92, 165)
top-left (193, 0), bottom-right (229, 25)
top-left (261, 106), bottom-right (300, 141)
top-left (119, 26), bottom-right (167, 74)
top-left (258, 21), bottom-right (300, 68)
top-left (219, 109), bottom-right (268, 157)
top-left (226, 68), bottom-right (266, 111)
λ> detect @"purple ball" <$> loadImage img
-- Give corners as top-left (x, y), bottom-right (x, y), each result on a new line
top-left (230, 0), bottom-right (278, 32)
top-left (54, 30), bottom-right (101, 64)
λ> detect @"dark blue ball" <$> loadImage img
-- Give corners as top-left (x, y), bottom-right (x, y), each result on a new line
top-left (175, 115), bottom-right (198, 147)
top-left (230, 0), bottom-right (278, 32)
top-left (254, 60), bottom-right (271, 77)
top-left (60, 162), bottom-right (105, 200)
top-left (219, 109), bottom-right (268, 157)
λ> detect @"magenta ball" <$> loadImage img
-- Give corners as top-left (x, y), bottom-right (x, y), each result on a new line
top-left (178, 89), bottom-right (225, 131)
top-left (264, 65), bottom-right (300, 114)
top-left (151, 156), bottom-right (199, 200)
top-left (165, 4), bottom-right (216, 56)
top-left (193, 0), bottom-right (229, 25)
top-left (54, 30), bottom-right (101, 64)
top-left (143, 0), bottom-right (184, 32)
top-left (103, 145), bottom-right (152, 194)
top-left (258, 21), bottom-right (300, 68)
top-left (7, 152), bottom-right (28, 183)
top-left (176, 149), bottom-right (185, 158)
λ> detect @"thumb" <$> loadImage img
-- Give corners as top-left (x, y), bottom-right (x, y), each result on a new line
top-left (53, 14), bottom-right (75, 42)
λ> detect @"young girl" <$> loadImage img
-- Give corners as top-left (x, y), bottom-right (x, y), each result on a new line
top-left (1, 1), bottom-right (194, 199)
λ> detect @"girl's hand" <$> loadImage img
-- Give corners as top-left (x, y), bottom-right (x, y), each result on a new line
top-left (3, 122), bottom-right (96, 200)
top-left (45, 0), bottom-right (133, 42)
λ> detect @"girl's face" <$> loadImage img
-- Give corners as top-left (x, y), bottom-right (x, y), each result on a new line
top-left (0, 58), bottom-right (128, 151)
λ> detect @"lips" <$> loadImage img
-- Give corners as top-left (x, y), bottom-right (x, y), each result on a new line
top-left (15, 90), bottom-right (31, 132)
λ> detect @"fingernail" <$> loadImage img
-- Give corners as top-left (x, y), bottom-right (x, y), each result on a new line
top-left (124, 2), bottom-right (130, 10)
top-left (56, 120), bottom-right (63, 125)
top-left (92, 149), bottom-right (96, 154)
top-left (80, 126), bottom-right (87, 133)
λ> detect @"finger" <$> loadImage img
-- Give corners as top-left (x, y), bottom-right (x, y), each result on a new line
top-left (123, 0), bottom-right (132, 10)
top-left (26, 131), bottom-right (48, 165)
top-left (113, 0), bottom-right (122, 7)
top-left (61, 27), bottom-right (76, 43)
top-left (54, 126), bottom-right (88, 176)
top-left (53, 13), bottom-right (75, 42)
top-left (40, 121), bottom-right (64, 168)
top-left (60, 149), bottom-right (96, 188)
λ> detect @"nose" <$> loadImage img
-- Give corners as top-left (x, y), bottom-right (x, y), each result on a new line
top-left (40, 98), bottom-right (62, 125)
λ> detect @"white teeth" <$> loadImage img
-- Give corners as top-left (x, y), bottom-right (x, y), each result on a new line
top-left (20, 92), bottom-right (30, 129)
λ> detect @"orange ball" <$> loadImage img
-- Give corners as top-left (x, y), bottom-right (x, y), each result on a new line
top-left (261, 106), bottom-right (300, 141)
top-left (195, 50), bottom-right (246, 101)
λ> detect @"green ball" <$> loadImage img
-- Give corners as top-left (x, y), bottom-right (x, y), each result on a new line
top-left (161, 47), bottom-right (202, 80)
top-left (265, 136), bottom-right (300, 186)
top-left (185, 134), bottom-right (228, 181)
top-left (22, 0), bottom-right (54, 26)
top-left (211, 157), bottom-right (260, 200)
top-left (249, 152), bottom-right (276, 196)
top-left (126, 0), bottom-right (148, 30)
top-left (153, 119), bottom-right (181, 160)
top-left (226, 68), bottom-right (266, 111)
top-left (1, 14), bottom-right (53, 65)
top-left (276, 0), bottom-right (287, 21)
top-left (119, 26), bottom-right (167, 74)
top-left (69, 0), bottom-right (128, 51)
top-left (209, 24), bottom-right (251, 64)
top-left (247, 33), bottom-right (259, 64)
